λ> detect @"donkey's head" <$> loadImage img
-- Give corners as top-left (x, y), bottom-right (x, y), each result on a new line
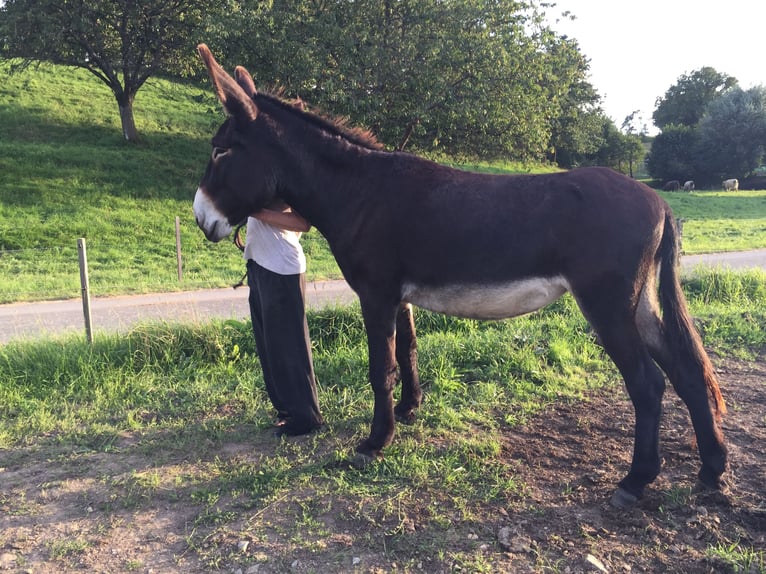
top-left (193, 44), bottom-right (278, 242)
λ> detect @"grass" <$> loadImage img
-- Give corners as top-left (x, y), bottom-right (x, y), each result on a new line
top-left (3, 268), bottom-right (764, 448)
top-left (0, 270), bottom-right (764, 571)
top-left (707, 541), bottom-right (765, 573)
top-left (659, 189), bottom-right (766, 253)
top-left (2, 61), bottom-right (766, 303)
top-left (684, 268), bottom-right (766, 358)
top-left (0, 294), bottom-right (606, 448)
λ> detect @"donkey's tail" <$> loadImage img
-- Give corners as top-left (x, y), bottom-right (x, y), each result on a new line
top-left (658, 212), bottom-right (726, 419)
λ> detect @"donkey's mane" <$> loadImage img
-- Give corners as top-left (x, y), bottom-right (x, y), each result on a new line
top-left (254, 90), bottom-right (384, 152)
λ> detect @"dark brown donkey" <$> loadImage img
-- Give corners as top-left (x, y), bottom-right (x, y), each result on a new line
top-left (192, 44), bottom-right (727, 507)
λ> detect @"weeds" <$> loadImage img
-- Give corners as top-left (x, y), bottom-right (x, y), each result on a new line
top-left (707, 540), bottom-right (765, 573)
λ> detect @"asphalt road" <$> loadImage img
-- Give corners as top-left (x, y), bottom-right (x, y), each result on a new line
top-left (2, 249), bottom-right (765, 345)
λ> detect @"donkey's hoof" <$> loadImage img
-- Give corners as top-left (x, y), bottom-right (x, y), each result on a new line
top-left (693, 477), bottom-right (718, 493)
top-left (350, 452), bottom-right (376, 470)
top-left (693, 480), bottom-right (732, 506)
top-left (394, 408), bottom-right (418, 425)
top-left (610, 487), bottom-right (639, 508)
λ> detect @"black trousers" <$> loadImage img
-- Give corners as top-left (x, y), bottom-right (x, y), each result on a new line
top-left (247, 259), bottom-right (323, 432)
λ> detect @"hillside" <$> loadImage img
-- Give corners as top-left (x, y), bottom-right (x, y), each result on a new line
top-left (0, 62), bottom-right (342, 303)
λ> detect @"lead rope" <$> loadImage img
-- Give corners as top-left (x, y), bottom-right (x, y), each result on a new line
top-left (232, 222), bottom-right (248, 289)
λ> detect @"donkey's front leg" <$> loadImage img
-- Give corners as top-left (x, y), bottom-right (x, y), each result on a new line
top-left (395, 303), bottom-right (422, 424)
top-left (355, 303), bottom-right (399, 462)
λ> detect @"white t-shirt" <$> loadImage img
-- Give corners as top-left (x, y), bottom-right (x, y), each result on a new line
top-left (243, 216), bottom-right (306, 275)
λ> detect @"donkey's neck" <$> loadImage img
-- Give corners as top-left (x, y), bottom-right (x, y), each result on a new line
top-left (261, 107), bottom-right (388, 238)
top-left (277, 144), bottom-right (384, 240)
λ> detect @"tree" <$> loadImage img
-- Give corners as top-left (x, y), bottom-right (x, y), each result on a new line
top-left (620, 111), bottom-right (647, 178)
top-left (646, 124), bottom-right (699, 183)
top-left (652, 67), bottom-right (737, 130)
top-left (600, 120), bottom-right (644, 176)
top-left (694, 86), bottom-right (766, 184)
top-left (213, 0), bottom-right (597, 162)
top-left (544, 35), bottom-right (604, 167)
top-left (0, 0), bottom-right (217, 141)
top-left (548, 107), bottom-right (605, 168)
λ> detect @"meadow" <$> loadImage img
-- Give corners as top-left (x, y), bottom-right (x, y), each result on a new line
top-left (1, 61), bottom-right (765, 573)
top-left (2, 61), bottom-right (766, 303)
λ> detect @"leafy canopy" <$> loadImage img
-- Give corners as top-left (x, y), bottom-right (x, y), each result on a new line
top-left (212, 0), bottom-right (600, 162)
top-left (0, 0), bottom-right (219, 141)
top-left (695, 86), bottom-right (766, 183)
top-left (652, 67), bottom-right (737, 130)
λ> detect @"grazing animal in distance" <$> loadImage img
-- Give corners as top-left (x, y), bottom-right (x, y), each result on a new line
top-left (192, 44), bottom-right (728, 508)
top-left (683, 180), bottom-right (695, 191)
top-left (663, 180), bottom-right (681, 191)
top-left (722, 179), bottom-right (739, 191)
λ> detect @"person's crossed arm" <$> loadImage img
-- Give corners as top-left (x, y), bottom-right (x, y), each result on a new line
top-left (252, 200), bottom-right (311, 232)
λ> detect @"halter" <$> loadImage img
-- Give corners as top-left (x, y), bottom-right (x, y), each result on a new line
top-left (232, 222), bottom-right (247, 288)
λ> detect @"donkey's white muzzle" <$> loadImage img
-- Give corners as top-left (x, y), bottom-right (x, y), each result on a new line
top-left (193, 188), bottom-right (232, 242)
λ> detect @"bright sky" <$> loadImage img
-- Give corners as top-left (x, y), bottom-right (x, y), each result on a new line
top-left (545, 0), bottom-right (766, 134)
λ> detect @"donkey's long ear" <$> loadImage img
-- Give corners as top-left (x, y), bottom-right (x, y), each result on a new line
top-left (234, 66), bottom-right (257, 99)
top-left (197, 44), bottom-right (258, 121)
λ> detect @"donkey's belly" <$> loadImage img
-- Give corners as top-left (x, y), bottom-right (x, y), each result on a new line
top-left (402, 276), bottom-right (570, 320)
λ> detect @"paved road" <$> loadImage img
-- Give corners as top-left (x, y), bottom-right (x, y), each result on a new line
top-left (0, 280), bottom-right (357, 344)
top-left (2, 250), bottom-right (765, 344)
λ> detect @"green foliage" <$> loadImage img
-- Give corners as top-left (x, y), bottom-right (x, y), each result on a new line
top-left (214, 0), bottom-right (599, 162)
top-left (652, 67), bottom-right (737, 130)
top-left (10, 272), bottom-right (762, 447)
top-left (686, 269), bottom-right (766, 357)
top-left (685, 268), bottom-right (766, 306)
top-left (0, 295), bottom-right (605, 449)
top-left (647, 124), bottom-right (699, 183)
top-left (649, 70), bottom-right (766, 186)
top-left (571, 116), bottom-right (646, 175)
top-left (549, 108), bottom-right (607, 167)
top-left (695, 86), bottom-right (766, 183)
top-left (706, 541), bottom-right (765, 573)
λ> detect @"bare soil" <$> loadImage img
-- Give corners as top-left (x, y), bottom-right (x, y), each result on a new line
top-left (1, 355), bottom-right (764, 573)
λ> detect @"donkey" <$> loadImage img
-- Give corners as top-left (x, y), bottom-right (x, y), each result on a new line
top-left (192, 45), bottom-right (727, 506)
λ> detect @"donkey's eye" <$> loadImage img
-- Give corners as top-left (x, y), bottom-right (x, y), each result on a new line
top-left (211, 147), bottom-right (229, 161)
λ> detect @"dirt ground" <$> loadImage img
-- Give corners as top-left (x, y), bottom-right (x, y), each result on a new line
top-left (1, 355), bottom-right (764, 573)
top-left (497, 354), bottom-right (766, 573)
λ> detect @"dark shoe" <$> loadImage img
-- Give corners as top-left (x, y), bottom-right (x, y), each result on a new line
top-left (273, 419), bottom-right (324, 438)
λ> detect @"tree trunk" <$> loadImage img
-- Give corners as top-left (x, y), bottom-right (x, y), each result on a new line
top-left (117, 93), bottom-right (139, 142)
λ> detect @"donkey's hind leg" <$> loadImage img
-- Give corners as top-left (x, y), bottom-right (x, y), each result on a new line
top-left (577, 289), bottom-right (667, 506)
top-left (394, 303), bottom-right (422, 424)
top-left (636, 285), bottom-right (728, 491)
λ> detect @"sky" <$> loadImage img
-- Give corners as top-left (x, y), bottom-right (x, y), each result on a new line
top-left (544, 0), bottom-right (766, 134)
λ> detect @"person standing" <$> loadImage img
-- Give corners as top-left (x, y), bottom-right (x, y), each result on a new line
top-left (244, 201), bottom-right (323, 436)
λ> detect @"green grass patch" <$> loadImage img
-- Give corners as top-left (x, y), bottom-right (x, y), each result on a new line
top-left (2, 270), bottom-right (763, 450)
top-left (658, 189), bottom-right (766, 254)
top-left (685, 268), bottom-right (766, 358)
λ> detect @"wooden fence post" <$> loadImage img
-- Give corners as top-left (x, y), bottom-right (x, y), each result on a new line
top-left (77, 238), bottom-right (93, 344)
top-left (175, 216), bottom-right (183, 282)
top-left (675, 217), bottom-right (685, 253)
